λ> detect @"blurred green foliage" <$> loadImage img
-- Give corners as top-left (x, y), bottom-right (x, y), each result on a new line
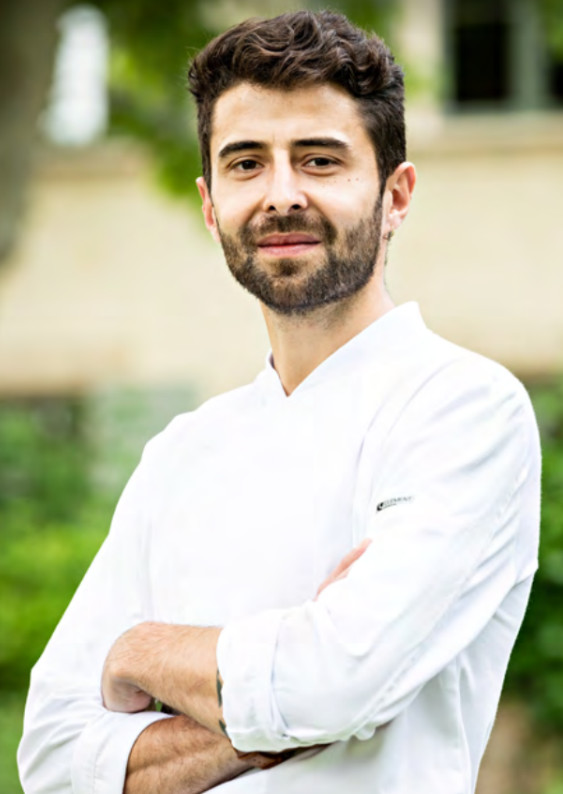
top-left (539, 0), bottom-right (563, 58)
top-left (0, 399), bottom-right (90, 524)
top-left (0, 520), bottom-right (107, 691)
top-left (505, 379), bottom-right (563, 732)
top-left (0, 399), bottom-right (109, 691)
top-left (0, 693), bottom-right (26, 794)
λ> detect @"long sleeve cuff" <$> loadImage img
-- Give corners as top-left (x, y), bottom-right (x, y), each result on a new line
top-left (72, 711), bottom-right (171, 794)
top-left (217, 608), bottom-right (293, 753)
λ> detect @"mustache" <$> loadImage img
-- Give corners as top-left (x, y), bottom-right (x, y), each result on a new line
top-left (240, 213), bottom-right (337, 247)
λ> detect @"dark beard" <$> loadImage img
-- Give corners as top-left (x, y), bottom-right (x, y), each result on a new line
top-left (217, 197), bottom-right (383, 317)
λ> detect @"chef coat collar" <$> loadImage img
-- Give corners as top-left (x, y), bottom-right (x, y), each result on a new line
top-left (256, 302), bottom-right (426, 403)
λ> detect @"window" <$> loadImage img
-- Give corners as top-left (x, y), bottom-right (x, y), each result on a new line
top-left (445, 0), bottom-right (563, 110)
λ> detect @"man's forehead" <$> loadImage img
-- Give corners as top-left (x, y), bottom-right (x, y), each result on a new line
top-left (210, 81), bottom-right (367, 158)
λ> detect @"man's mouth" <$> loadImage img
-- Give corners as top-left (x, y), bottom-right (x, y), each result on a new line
top-left (256, 233), bottom-right (321, 257)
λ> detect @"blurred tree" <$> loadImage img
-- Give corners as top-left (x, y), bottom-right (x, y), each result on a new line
top-left (0, 0), bottom-right (393, 270)
top-left (0, 0), bottom-right (65, 267)
top-left (540, 0), bottom-right (563, 57)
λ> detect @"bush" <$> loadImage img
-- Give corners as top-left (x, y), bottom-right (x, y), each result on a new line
top-left (0, 398), bottom-right (106, 690)
top-left (505, 379), bottom-right (563, 733)
top-left (0, 388), bottom-right (195, 693)
top-left (0, 518), bottom-right (108, 691)
top-left (0, 398), bottom-right (90, 524)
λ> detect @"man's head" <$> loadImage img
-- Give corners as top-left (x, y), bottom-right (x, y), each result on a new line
top-left (187, 12), bottom-right (414, 318)
top-left (188, 10), bottom-right (405, 192)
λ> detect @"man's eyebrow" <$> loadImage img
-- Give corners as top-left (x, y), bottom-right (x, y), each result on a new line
top-left (293, 137), bottom-right (350, 151)
top-left (218, 141), bottom-right (265, 159)
top-left (217, 137), bottom-right (351, 160)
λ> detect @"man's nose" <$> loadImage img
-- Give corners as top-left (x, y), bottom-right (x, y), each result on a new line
top-left (261, 162), bottom-right (307, 215)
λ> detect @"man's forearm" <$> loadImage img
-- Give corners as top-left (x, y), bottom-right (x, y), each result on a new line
top-left (103, 623), bottom-right (223, 733)
top-left (125, 714), bottom-right (252, 794)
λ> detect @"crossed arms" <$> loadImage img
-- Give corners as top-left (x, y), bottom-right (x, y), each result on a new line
top-left (102, 544), bottom-right (369, 793)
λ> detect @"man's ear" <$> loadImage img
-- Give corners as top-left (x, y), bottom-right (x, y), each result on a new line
top-left (196, 177), bottom-right (221, 243)
top-left (382, 162), bottom-right (416, 238)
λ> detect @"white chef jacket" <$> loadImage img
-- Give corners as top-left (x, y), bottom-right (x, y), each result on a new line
top-left (18, 303), bottom-right (541, 794)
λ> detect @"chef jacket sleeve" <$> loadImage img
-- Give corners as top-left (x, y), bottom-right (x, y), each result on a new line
top-left (216, 361), bottom-right (541, 753)
top-left (17, 445), bottom-right (170, 794)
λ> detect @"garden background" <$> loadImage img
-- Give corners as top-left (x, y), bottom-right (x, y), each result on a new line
top-left (1, 0), bottom-right (562, 791)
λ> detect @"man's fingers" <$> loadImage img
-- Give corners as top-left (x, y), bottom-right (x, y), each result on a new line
top-left (315, 538), bottom-right (372, 598)
top-left (331, 538), bottom-right (372, 579)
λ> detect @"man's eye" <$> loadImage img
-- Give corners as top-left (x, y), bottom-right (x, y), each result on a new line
top-left (306, 156), bottom-right (336, 168)
top-left (234, 159), bottom-right (259, 171)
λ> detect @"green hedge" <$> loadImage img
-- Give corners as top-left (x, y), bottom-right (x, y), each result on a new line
top-left (0, 519), bottom-right (107, 691)
top-left (504, 379), bottom-right (563, 731)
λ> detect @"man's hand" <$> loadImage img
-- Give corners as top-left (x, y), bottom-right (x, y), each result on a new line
top-left (315, 538), bottom-right (371, 599)
top-left (102, 629), bottom-right (155, 713)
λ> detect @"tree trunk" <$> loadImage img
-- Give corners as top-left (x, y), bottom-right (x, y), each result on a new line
top-left (0, 0), bottom-right (65, 269)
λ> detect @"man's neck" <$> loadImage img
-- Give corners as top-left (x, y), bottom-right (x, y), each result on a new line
top-left (262, 281), bottom-right (395, 396)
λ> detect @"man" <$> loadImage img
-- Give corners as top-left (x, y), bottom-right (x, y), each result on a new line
top-left (19, 10), bottom-right (540, 794)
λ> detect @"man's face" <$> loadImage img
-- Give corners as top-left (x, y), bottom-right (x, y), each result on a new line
top-left (200, 82), bottom-right (384, 316)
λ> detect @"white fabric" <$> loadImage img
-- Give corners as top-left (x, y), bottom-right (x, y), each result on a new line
top-left (18, 303), bottom-right (540, 794)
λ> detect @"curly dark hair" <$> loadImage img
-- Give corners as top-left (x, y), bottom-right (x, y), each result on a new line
top-left (188, 10), bottom-right (406, 190)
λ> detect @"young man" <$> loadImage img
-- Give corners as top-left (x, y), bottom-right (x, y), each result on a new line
top-left (19, 11), bottom-right (540, 794)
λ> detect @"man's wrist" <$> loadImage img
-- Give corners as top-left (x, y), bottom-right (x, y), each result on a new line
top-left (233, 748), bottom-right (299, 770)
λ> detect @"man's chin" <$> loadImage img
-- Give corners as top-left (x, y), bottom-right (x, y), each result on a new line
top-left (258, 248), bottom-right (324, 278)
top-left (256, 284), bottom-right (347, 317)
top-left (268, 260), bottom-right (304, 279)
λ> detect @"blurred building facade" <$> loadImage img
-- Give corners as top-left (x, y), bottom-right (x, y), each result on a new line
top-left (1, 0), bottom-right (562, 399)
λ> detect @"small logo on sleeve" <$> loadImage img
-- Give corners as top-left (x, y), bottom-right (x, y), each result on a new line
top-left (376, 496), bottom-right (414, 512)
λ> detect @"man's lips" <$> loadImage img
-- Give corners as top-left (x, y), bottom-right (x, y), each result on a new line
top-left (256, 233), bottom-right (320, 256)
